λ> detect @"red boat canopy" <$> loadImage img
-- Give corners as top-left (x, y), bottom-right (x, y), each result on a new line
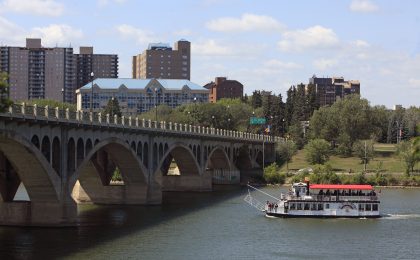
top-left (309, 184), bottom-right (373, 190)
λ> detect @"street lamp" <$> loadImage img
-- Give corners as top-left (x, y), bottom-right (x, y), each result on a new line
top-left (193, 97), bottom-right (197, 125)
top-left (111, 97), bottom-right (114, 117)
top-left (61, 88), bottom-right (64, 117)
top-left (211, 115), bottom-right (215, 127)
top-left (154, 87), bottom-right (158, 123)
top-left (90, 72), bottom-right (94, 112)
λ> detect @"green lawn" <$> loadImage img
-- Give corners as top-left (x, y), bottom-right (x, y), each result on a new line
top-left (280, 143), bottom-right (410, 174)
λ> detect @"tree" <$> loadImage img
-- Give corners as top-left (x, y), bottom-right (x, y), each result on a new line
top-left (25, 99), bottom-right (76, 111)
top-left (263, 163), bottom-right (286, 184)
top-left (305, 139), bottom-right (331, 164)
top-left (251, 90), bottom-right (262, 108)
top-left (353, 140), bottom-right (375, 171)
top-left (397, 140), bottom-right (418, 176)
top-left (103, 98), bottom-right (121, 117)
top-left (305, 83), bottom-right (319, 119)
top-left (0, 72), bottom-right (13, 112)
top-left (309, 95), bottom-right (374, 155)
top-left (287, 121), bottom-right (305, 149)
top-left (276, 140), bottom-right (297, 171)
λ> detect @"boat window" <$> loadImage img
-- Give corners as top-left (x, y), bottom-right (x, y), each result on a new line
top-left (318, 204), bottom-right (323, 210)
top-left (311, 203), bottom-right (317, 210)
top-left (297, 203), bottom-right (302, 210)
top-left (359, 204), bottom-right (364, 211)
top-left (372, 204), bottom-right (378, 211)
top-left (366, 204), bottom-right (371, 211)
top-left (325, 204), bottom-right (329, 209)
top-left (290, 203), bottom-right (296, 210)
top-left (304, 203), bottom-right (310, 210)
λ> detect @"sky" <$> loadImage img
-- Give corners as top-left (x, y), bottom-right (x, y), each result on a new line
top-left (0, 0), bottom-right (419, 108)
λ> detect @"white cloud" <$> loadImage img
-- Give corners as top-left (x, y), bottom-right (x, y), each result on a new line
top-left (313, 58), bottom-right (338, 70)
top-left (278, 25), bottom-right (339, 52)
top-left (0, 16), bottom-right (26, 45)
top-left (97, 0), bottom-right (126, 7)
top-left (408, 78), bottom-right (420, 88)
top-left (350, 0), bottom-right (379, 13)
top-left (352, 40), bottom-right (370, 48)
top-left (264, 59), bottom-right (303, 70)
top-left (116, 24), bottom-right (157, 46)
top-left (206, 13), bottom-right (284, 32)
top-left (30, 24), bottom-right (83, 46)
top-left (0, 0), bottom-right (64, 16)
top-left (192, 40), bottom-right (232, 56)
top-left (172, 29), bottom-right (193, 37)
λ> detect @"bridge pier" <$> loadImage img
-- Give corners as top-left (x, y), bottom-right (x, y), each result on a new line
top-left (72, 181), bottom-right (149, 204)
top-left (161, 171), bottom-right (212, 192)
top-left (0, 200), bottom-right (76, 226)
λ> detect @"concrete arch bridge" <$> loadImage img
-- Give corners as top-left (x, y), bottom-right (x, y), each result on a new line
top-left (0, 104), bottom-right (282, 226)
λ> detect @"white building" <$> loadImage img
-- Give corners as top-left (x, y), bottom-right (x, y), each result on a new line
top-left (76, 78), bottom-right (209, 115)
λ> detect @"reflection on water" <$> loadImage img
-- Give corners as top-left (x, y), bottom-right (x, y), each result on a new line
top-left (0, 186), bottom-right (420, 259)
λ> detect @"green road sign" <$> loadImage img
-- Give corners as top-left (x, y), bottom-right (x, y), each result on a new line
top-left (250, 117), bottom-right (266, 125)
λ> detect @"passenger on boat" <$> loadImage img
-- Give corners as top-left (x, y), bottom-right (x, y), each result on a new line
top-left (319, 190), bottom-right (324, 195)
top-left (326, 190), bottom-right (331, 196)
top-left (274, 204), bottom-right (278, 212)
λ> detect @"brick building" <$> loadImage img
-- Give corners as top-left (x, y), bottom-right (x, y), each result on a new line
top-left (203, 77), bottom-right (243, 103)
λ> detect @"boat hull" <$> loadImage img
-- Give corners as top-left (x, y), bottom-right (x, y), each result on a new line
top-left (265, 212), bottom-right (382, 218)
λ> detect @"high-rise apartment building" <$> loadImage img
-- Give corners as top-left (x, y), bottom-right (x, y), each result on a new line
top-left (203, 77), bottom-right (243, 103)
top-left (308, 75), bottom-right (360, 106)
top-left (0, 38), bottom-right (118, 103)
top-left (1, 38), bottom-right (75, 102)
top-left (76, 46), bottom-right (118, 90)
top-left (132, 40), bottom-right (190, 80)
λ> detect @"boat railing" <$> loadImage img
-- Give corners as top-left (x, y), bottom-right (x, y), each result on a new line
top-left (286, 194), bottom-right (379, 201)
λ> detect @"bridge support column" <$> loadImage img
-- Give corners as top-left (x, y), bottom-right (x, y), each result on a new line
top-left (161, 171), bottom-right (212, 192)
top-left (0, 200), bottom-right (76, 226)
top-left (72, 180), bottom-right (149, 205)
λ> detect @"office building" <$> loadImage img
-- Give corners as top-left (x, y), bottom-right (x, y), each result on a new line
top-left (203, 77), bottom-right (243, 103)
top-left (76, 78), bottom-right (209, 114)
top-left (308, 75), bottom-right (360, 106)
top-left (132, 40), bottom-right (190, 80)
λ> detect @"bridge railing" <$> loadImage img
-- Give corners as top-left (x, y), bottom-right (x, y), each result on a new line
top-left (3, 103), bottom-right (285, 143)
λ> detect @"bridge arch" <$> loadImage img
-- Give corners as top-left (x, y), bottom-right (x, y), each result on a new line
top-left (206, 146), bottom-right (232, 170)
top-left (41, 136), bottom-right (51, 162)
top-left (70, 137), bottom-right (149, 189)
top-left (52, 137), bottom-right (60, 175)
top-left (70, 137), bottom-right (149, 204)
top-left (235, 145), bottom-right (253, 171)
top-left (158, 143), bottom-right (200, 176)
top-left (0, 132), bottom-right (60, 202)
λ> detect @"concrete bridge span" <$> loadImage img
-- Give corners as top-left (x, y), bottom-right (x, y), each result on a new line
top-left (0, 104), bottom-right (282, 226)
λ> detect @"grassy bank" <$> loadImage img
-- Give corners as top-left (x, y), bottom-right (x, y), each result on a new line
top-left (280, 143), bottom-right (411, 174)
top-left (271, 143), bottom-right (420, 187)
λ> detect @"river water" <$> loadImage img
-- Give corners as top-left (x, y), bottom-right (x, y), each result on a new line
top-left (1, 186), bottom-right (420, 260)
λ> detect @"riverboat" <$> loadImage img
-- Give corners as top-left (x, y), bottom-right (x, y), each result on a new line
top-left (245, 181), bottom-right (381, 218)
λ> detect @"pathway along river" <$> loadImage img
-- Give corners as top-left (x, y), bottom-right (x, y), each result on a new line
top-left (1, 186), bottom-right (420, 259)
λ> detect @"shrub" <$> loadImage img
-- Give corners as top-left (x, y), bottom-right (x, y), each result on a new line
top-left (304, 139), bottom-right (331, 164)
top-left (263, 163), bottom-right (286, 184)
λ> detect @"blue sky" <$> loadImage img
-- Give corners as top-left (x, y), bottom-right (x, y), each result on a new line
top-left (1, 0), bottom-right (419, 107)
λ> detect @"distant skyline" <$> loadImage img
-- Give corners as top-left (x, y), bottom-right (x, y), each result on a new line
top-left (1, 0), bottom-right (419, 108)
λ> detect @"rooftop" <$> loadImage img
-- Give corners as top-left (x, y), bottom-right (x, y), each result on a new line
top-left (80, 78), bottom-right (207, 91)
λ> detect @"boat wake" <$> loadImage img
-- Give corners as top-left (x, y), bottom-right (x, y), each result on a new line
top-left (382, 214), bottom-right (420, 220)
